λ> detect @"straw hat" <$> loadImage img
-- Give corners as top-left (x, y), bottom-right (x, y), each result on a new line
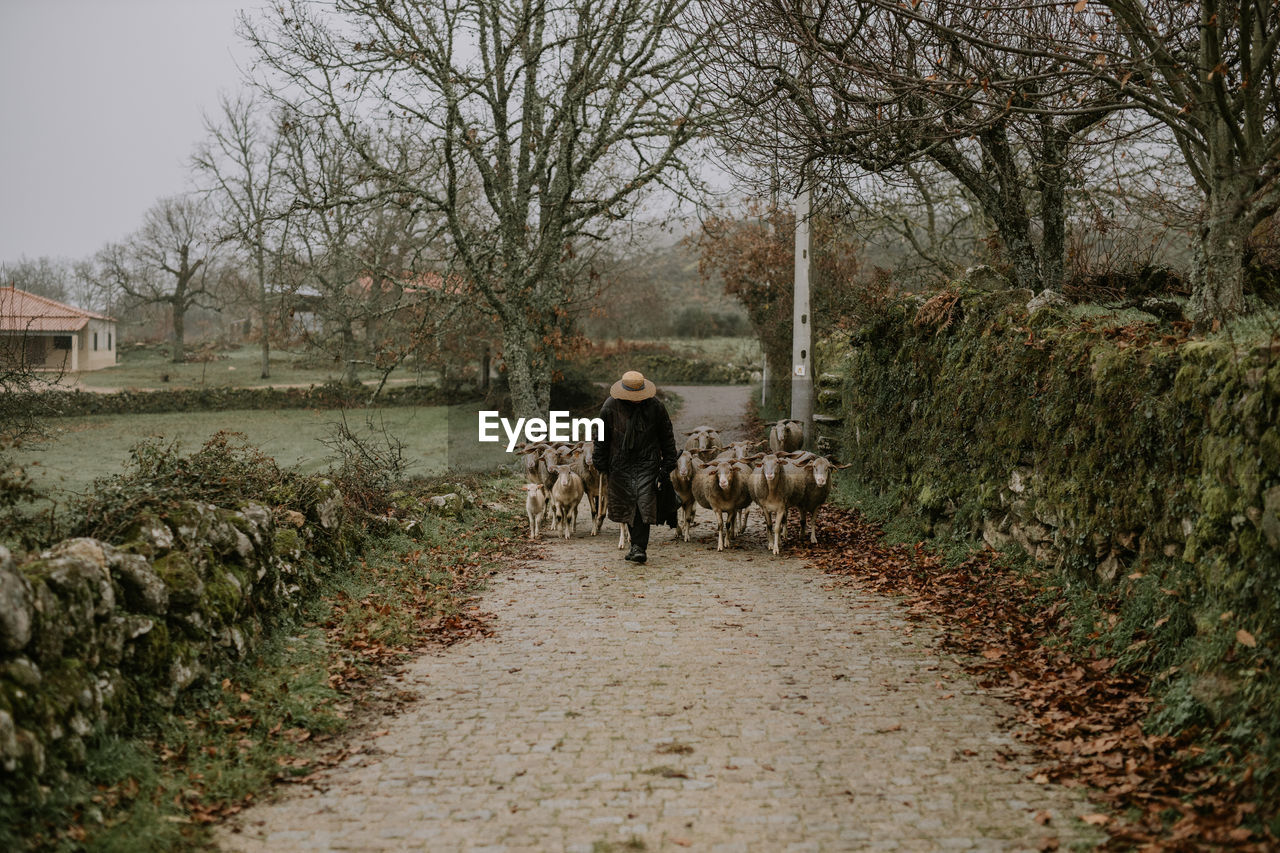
top-left (610, 370), bottom-right (656, 401)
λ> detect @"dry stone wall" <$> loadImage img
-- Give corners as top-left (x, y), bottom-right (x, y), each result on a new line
top-left (820, 287), bottom-right (1280, 755)
top-left (0, 481), bottom-right (347, 789)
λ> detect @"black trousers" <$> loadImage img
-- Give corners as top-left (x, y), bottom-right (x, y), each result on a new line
top-left (628, 507), bottom-right (650, 550)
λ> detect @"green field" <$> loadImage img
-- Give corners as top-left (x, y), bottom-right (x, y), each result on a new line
top-left (15, 407), bottom-right (451, 495)
top-left (69, 344), bottom-right (433, 391)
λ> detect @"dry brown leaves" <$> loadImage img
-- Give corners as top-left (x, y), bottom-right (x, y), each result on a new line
top-left (914, 289), bottom-right (962, 332)
top-left (798, 506), bottom-right (1275, 850)
top-left (1076, 318), bottom-right (1194, 350)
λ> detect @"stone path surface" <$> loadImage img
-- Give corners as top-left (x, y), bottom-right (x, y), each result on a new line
top-left (219, 386), bottom-right (1097, 852)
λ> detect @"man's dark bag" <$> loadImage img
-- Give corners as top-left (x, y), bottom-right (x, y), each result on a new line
top-left (655, 472), bottom-right (680, 529)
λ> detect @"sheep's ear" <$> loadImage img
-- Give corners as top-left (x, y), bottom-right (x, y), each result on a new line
top-left (834, 463), bottom-right (851, 469)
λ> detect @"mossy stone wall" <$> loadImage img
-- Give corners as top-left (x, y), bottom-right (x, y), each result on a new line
top-left (0, 481), bottom-right (349, 790)
top-left (826, 290), bottom-right (1280, 758)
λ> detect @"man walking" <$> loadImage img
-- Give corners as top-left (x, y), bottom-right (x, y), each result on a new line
top-left (594, 370), bottom-right (678, 564)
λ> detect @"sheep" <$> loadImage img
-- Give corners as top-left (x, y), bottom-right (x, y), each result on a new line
top-left (546, 463), bottom-right (585, 539)
top-left (523, 483), bottom-right (548, 539)
top-left (691, 457), bottom-right (751, 551)
top-left (749, 452), bottom-right (801, 555)
top-left (669, 450), bottom-right (698, 541)
top-left (768, 419), bottom-right (805, 452)
top-left (730, 458), bottom-right (756, 535)
top-left (789, 455), bottom-right (849, 544)
top-left (569, 442), bottom-right (607, 535)
top-left (683, 426), bottom-right (722, 461)
top-left (714, 440), bottom-right (765, 462)
top-left (514, 442), bottom-right (551, 486)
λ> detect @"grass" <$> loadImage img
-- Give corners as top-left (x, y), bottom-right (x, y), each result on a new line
top-left (67, 343), bottom-right (435, 391)
top-left (13, 406), bottom-right (450, 495)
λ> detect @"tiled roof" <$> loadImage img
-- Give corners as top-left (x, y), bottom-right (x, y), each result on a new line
top-left (0, 286), bottom-right (112, 333)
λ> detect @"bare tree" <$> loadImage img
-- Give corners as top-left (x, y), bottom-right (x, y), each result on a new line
top-left (100, 195), bottom-right (217, 363)
top-left (242, 0), bottom-right (714, 416)
top-left (274, 110), bottom-right (471, 390)
top-left (1039, 0), bottom-right (1280, 324)
top-left (193, 93), bottom-right (289, 378)
top-left (699, 0), bottom-right (1134, 291)
top-left (0, 256), bottom-right (73, 302)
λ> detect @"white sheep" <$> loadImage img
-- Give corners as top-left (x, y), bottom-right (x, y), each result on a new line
top-left (669, 450), bottom-right (698, 542)
top-left (569, 443), bottom-right (607, 535)
top-left (768, 419), bottom-right (805, 453)
top-left (523, 483), bottom-right (548, 539)
top-left (749, 452), bottom-right (801, 555)
top-left (788, 455), bottom-right (849, 544)
top-left (683, 426), bottom-right (722, 461)
top-left (546, 463), bottom-right (585, 539)
top-left (692, 457), bottom-right (751, 551)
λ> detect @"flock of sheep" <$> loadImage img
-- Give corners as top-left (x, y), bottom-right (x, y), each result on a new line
top-left (517, 418), bottom-right (847, 555)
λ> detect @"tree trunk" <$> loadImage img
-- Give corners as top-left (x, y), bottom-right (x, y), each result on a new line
top-left (502, 324), bottom-right (543, 418)
top-left (1190, 207), bottom-right (1248, 326)
top-left (1189, 115), bottom-right (1250, 326)
top-left (341, 321), bottom-right (361, 386)
top-left (1037, 130), bottom-right (1067, 292)
top-left (171, 300), bottom-right (186, 363)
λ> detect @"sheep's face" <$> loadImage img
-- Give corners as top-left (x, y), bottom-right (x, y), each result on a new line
top-left (761, 453), bottom-right (779, 482)
top-left (713, 459), bottom-right (735, 490)
top-left (677, 451), bottom-right (694, 478)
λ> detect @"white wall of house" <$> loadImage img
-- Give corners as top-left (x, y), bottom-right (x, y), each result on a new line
top-left (0, 320), bottom-right (118, 372)
top-left (81, 319), bottom-right (117, 370)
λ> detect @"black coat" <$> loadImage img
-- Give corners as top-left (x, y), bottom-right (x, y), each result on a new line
top-left (595, 396), bottom-right (678, 525)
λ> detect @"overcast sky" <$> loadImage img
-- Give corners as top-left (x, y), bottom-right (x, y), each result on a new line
top-left (0, 0), bottom-right (263, 264)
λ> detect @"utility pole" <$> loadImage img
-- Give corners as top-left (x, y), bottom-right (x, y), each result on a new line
top-left (792, 180), bottom-right (813, 446)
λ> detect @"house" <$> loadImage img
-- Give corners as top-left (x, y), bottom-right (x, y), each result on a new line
top-left (0, 285), bottom-right (117, 372)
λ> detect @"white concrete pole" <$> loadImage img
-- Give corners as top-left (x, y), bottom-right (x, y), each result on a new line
top-left (791, 183), bottom-right (814, 446)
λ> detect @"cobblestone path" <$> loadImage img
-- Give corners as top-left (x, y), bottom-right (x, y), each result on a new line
top-left (219, 387), bottom-right (1097, 852)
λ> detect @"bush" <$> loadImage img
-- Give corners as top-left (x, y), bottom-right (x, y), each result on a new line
top-left (670, 306), bottom-right (749, 338)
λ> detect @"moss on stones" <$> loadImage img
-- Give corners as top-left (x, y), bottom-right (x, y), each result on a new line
top-left (834, 290), bottom-right (1280, 779)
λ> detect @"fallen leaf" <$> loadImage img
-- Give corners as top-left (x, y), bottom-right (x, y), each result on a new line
top-left (1080, 813), bottom-right (1110, 826)
top-left (1236, 629), bottom-right (1257, 647)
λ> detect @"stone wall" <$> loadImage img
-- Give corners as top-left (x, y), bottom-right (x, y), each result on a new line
top-left (0, 481), bottom-right (347, 788)
top-left (822, 285), bottom-right (1280, 751)
top-left (24, 382), bottom-right (472, 418)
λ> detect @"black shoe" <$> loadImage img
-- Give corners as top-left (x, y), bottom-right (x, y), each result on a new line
top-left (624, 546), bottom-right (647, 564)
